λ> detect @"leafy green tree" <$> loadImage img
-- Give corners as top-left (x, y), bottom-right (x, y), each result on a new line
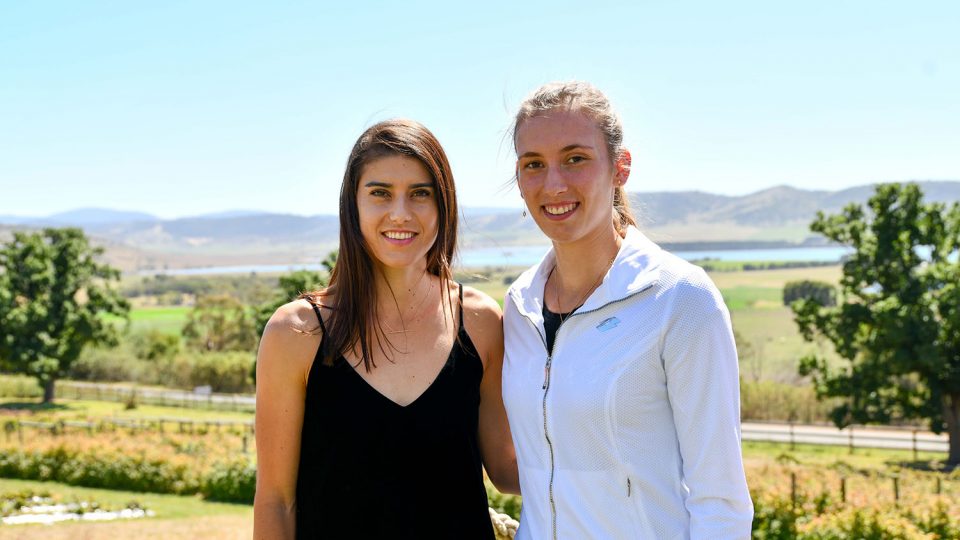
top-left (183, 295), bottom-right (257, 352)
top-left (321, 249), bottom-right (338, 274)
top-left (253, 266), bottom-right (331, 338)
top-left (0, 228), bottom-right (129, 402)
top-left (783, 280), bottom-right (836, 307)
top-left (792, 183), bottom-right (960, 465)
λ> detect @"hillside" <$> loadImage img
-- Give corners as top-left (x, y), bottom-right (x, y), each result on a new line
top-left (2, 181), bottom-right (958, 272)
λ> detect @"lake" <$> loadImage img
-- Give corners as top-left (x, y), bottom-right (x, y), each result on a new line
top-left (143, 245), bottom-right (852, 276)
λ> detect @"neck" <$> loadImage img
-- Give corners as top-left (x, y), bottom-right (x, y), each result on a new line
top-left (374, 263), bottom-right (433, 309)
top-left (552, 225), bottom-right (623, 291)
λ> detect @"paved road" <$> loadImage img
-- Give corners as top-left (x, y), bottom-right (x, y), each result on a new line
top-left (742, 421), bottom-right (949, 453)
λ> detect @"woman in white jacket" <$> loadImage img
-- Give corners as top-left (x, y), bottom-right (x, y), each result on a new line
top-left (502, 81), bottom-right (753, 539)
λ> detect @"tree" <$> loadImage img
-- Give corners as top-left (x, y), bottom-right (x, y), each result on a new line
top-left (791, 183), bottom-right (960, 465)
top-left (253, 265), bottom-right (332, 338)
top-left (0, 228), bottom-right (129, 403)
top-left (182, 295), bottom-right (257, 352)
top-left (783, 280), bottom-right (836, 307)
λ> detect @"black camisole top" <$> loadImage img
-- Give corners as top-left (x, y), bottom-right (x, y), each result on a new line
top-left (294, 285), bottom-right (495, 539)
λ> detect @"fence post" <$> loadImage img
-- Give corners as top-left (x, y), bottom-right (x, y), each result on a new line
top-left (789, 422), bottom-right (795, 451)
top-left (848, 426), bottom-right (854, 454)
top-left (790, 472), bottom-right (797, 509)
top-left (840, 477), bottom-right (846, 504)
top-left (893, 476), bottom-right (899, 507)
top-left (936, 476), bottom-right (941, 495)
top-left (912, 430), bottom-right (918, 461)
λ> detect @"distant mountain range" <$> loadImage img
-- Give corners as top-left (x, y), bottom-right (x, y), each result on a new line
top-left (2, 181), bottom-right (958, 272)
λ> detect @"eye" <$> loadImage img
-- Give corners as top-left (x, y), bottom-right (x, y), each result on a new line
top-left (369, 188), bottom-right (390, 198)
top-left (522, 160), bottom-right (544, 170)
top-left (411, 188), bottom-right (433, 199)
top-left (566, 155), bottom-right (587, 165)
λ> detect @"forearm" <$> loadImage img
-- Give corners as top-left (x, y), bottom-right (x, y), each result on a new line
top-left (253, 500), bottom-right (296, 540)
top-left (486, 460), bottom-right (521, 495)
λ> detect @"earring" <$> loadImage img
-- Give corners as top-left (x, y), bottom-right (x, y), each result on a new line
top-left (522, 209), bottom-right (527, 218)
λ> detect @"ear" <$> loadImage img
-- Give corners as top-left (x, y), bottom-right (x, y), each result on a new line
top-left (615, 149), bottom-right (632, 187)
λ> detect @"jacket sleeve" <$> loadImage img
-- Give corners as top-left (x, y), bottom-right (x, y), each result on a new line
top-left (660, 270), bottom-right (753, 539)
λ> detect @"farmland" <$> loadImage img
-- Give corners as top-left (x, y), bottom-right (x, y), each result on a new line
top-left (4, 262), bottom-right (957, 538)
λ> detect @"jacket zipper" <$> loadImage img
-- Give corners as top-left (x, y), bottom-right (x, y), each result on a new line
top-left (515, 283), bottom-right (654, 540)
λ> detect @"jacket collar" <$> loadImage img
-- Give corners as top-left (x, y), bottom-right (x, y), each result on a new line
top-left (508, 226), bottom-right (662, 320)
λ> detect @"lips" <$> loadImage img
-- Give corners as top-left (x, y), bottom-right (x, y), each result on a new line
top-left (542, 202), bottom-right (579, 219)
top-left (381, 230), bottom-right (418, 246)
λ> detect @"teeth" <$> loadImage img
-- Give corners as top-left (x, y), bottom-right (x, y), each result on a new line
top-left (544, 203), bottom-right (577, 215)
top-left (384, 231), bottom-right (415, 240)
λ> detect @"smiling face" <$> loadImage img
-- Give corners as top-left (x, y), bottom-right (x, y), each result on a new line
top-left (356, 154), bottom-right (439, 272)
top-left (515, 107), bottom-right (626, 246)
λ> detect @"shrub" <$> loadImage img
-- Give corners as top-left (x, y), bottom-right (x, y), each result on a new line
top-left (163, 351), bottom-right (254, 393)
top-left (783, 280), bottom-right (836, 307)
top-left (0, 446), bottom-right (197, 495)
top-left (130, 330), bottom-right (181, 361)
top-left (740, 380), bottom-right (838, 423)
top-left (485, 481), bottom-right (521, 520)
top-left (201, 460), bottom-right (256, 503)
top-left (0, 374), bottom-right (42, 398)
top-left (797, 509), bottom-right (933, 539)
top-left (751, 492), bottom-right (800, 539)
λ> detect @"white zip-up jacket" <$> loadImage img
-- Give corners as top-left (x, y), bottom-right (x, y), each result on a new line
top-left (503, 227), bottom-right (753, 539)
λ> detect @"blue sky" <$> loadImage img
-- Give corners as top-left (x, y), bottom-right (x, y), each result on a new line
top-left (1, 1), bottom-right (958, 219)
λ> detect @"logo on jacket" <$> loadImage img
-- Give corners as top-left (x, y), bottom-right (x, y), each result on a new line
top-left (596, 317), bottom-right (621, 332)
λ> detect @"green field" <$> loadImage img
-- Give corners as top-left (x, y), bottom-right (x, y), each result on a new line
top-left (128, 306), bottom-right (190, 333)
top-left (85, 263), bottom-right (851, 407)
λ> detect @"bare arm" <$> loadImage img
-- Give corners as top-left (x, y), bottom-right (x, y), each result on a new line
top-left (253, 300), bottom-right (322, 540)
top-left (463, 287), bottom-right (520, 495)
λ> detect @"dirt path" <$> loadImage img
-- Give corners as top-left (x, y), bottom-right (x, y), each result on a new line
top-left (0, 514), bottom-right (251, 540)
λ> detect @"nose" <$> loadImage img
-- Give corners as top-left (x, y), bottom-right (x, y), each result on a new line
top-left (543, 165), bottom-right (568, 196)
top-left (389, 198), bottom-right (412, 224)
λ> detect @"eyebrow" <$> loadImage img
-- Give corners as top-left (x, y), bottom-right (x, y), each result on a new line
top-left (518, 144), bottom-right (595, 159)
top-left (363, 181), bottom-right (434, 189)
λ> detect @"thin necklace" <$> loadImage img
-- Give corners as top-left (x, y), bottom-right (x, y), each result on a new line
top-left (382, 272), bottom-right (432, 335)
top-left (549, 255), bottom-right (616, 325)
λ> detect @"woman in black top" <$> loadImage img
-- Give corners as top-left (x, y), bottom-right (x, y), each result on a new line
top-left (254, 119), bottom-right (519, 539)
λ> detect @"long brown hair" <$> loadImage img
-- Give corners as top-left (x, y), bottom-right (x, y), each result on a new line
top-left (512, 81), bottom-right (637, 235)
top-left (305, 119), bottom-right (458, 372)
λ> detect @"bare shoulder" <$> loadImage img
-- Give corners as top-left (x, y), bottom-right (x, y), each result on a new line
top-left (258, 297), bottom-right (328, 376)
top-left (458, 286), bottom-right (503, 368)
top-left (460, 286), bottom-right (503, 326)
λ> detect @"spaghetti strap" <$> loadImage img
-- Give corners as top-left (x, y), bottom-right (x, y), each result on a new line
top-left (307, 297), bottom-right (327, 335)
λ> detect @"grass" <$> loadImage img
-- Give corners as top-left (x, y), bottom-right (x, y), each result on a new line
top-left (743, 440), bottom-right (951, 471)
top-left (127, 306), bottom-right (191, 334)
top-left (721, 286), bottom-right (783, 310)
top-left (0, 397), bottom-right (253, 422)
top-left (0, 477), bottom-right (250, 519)
top-left (103, 306), bottom-right (191, 333)
top-left (708, 265), bottom-right (842, 289)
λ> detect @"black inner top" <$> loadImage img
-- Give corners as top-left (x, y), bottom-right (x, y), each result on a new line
top-left (542, 304), bottom-right (574, 354)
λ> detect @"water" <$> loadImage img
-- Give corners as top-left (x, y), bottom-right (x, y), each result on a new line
top-left (142, 245), bottom-right (853, 276)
